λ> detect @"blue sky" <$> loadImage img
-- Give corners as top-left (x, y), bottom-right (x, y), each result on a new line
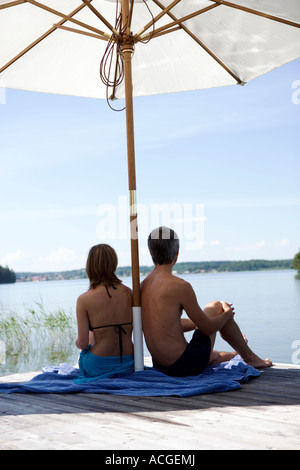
top-left (0, 58), bottom-right (299, 272)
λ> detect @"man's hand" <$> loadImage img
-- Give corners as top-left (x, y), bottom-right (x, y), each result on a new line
top-left (221, 301), bottom-right (235, 319)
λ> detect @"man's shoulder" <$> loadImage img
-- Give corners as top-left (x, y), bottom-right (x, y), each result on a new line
top-left (171, 276), bottom-right (194, 293)
top-left (141, 271), bottom-right (194, 297)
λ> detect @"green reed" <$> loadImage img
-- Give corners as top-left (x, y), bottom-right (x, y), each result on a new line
top-left (0, 300), bottom-right (78, 375)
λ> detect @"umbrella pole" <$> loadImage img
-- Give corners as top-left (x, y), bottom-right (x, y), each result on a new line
top-left (121, 0), bottom-right (144, 372)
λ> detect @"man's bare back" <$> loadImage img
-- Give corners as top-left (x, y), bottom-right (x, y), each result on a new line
top-left (141, 263), bottom-right (236, 367)
top-left (142, 264), bottom-right (272, 371)
top-left (142, 226), bottom-right (273, 373)
top-left (141, 267), bottom-right (190, 366)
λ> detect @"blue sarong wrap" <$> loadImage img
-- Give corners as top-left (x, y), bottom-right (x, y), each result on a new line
top-left (76, 345), bottom-right (134, 383)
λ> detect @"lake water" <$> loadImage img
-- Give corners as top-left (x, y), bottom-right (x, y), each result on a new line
top-left (0, 270), bottom-right (300, 375)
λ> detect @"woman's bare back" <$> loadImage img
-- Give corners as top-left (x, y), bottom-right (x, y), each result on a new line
top-left (77, 283), bottom-right (133, 357)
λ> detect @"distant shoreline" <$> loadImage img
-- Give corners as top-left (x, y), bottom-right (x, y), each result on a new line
top-left (15, 259), bottom-right (293, 283)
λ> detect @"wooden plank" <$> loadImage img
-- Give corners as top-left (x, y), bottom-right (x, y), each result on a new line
top-left (0, 363), bottom-right (299, 450)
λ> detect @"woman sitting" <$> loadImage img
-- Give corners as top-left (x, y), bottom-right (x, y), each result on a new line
top-left (75, 244), bottom-right (134, 383)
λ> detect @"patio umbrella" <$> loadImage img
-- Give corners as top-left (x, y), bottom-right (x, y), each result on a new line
top-left (1, 0), bottom-right (300, 371)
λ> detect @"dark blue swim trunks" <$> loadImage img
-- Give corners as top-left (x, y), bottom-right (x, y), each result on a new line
top-left (153, 329), bottom-right (212, 377)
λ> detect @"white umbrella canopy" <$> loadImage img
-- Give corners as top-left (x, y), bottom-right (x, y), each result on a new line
top-left (1, 0), bottom-right (300, 371)
top-left (1, 0), bottom-right (300, 98)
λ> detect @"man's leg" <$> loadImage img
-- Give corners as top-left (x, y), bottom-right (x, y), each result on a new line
top-left (203, 301), bottom-right (237, 364)
top-left (204, 301), bottom-right (272, 368)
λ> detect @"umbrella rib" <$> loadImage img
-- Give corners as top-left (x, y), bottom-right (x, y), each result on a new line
top-left (0, 1), bottom-right (26, 9)
top-left (54, 24), bottom-right (110, 42)
top-left (138, 2), bottom-right (220, 40)
top-left (134, 0), bottom-right (182, 39)
top-left (80, 0), bottom-right (121, 38)
top-left (149, 0), bottom-right (242, 85)
top-left (24, 0), bottom-right (111, 37)
top-left (0, 2), bottom-right (101, 74)
top-left (148, 25), bottom-right (181, 40)
top-left (208, 1), bottom-right (300, 29)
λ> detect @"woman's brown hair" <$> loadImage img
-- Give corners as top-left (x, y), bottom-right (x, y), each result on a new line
top-left (86, 244), bottom-right (122, 290)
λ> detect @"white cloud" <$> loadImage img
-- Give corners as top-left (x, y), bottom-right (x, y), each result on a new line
top-left (254, 241), bottom-right (266, 249)
top-left (0, 250), bottom-right (22, 265)
top-left (209, 240), bottom-right (221, 246)
top-left (0, 206), bottom-right (95, 222)
top-left (0, 251), bottom-right (27, 269)
top-left (275, 239), bottom-right (289, 247)
top-left (229, 240), bottom-right (266, 253)
top-left (204, 198), bottom-right (300, 209)
top-left (35, 248), bottom-right (80, 271)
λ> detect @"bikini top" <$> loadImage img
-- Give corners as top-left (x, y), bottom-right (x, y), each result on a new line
top-left (89, 322), bottom-right (132, 363)
top-left (88, 283), bottom-right (132, 363)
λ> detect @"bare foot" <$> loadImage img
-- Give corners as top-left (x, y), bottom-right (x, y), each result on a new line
top-left (245, 354), bottom-right (273, 369)
top-left (239, 335), bottom-right (272, 368)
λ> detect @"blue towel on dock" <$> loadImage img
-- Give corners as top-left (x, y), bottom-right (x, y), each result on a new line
top-left (0, 355), bottom-right (259, 396)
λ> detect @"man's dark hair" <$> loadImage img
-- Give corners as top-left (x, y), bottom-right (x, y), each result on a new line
top-left (148, 226), bottom-right (179, 265)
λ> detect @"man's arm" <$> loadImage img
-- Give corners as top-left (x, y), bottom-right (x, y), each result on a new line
top-left (181, 318), bottom-right (197, 332)
top-left (178, 282), bottom-right (233, 336)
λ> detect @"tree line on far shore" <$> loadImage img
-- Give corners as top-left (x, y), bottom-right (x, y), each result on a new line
top-left (294, 250), bottom-right (300, 278)
top-left (0, 265), bottom-right (16, 284)
top-left (1, 250), bottom-right (299, 284)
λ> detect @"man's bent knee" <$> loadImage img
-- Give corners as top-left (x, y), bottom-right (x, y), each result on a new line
top-left (205, 300), bottom-right (223, 312)
top-left (204, 300), bottom-right (223, 315)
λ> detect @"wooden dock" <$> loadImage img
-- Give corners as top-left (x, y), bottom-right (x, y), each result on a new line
top-left (0, 361), bottom-right (299, 450)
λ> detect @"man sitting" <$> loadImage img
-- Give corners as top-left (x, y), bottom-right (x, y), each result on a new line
top-left (141, 226), bottom-right (272, 377)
